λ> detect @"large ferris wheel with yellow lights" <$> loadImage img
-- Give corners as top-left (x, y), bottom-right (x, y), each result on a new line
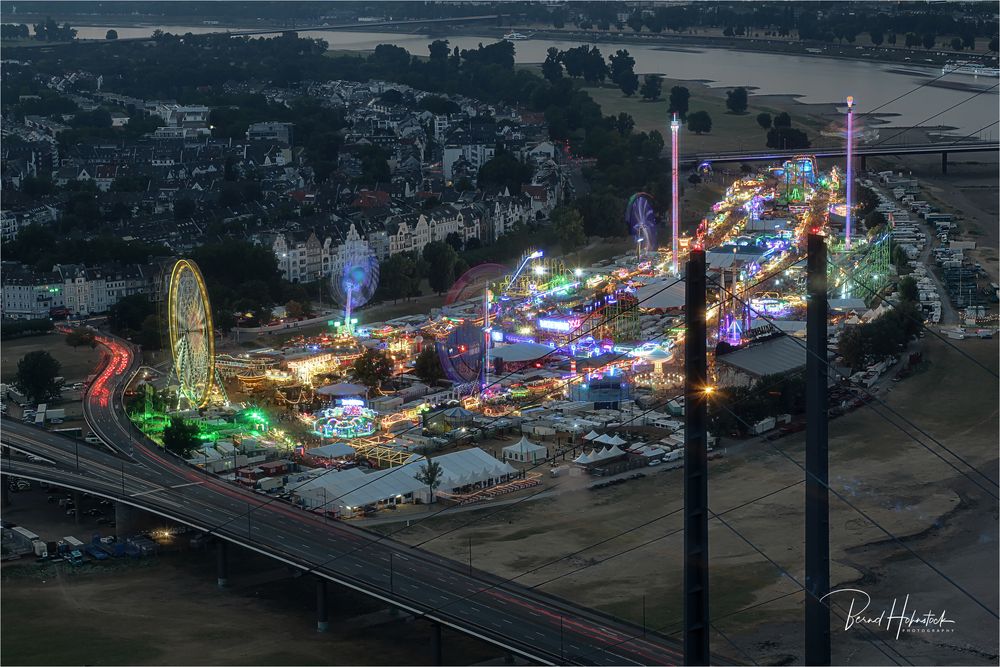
top-left (167, 259), bottom-right (215, 408)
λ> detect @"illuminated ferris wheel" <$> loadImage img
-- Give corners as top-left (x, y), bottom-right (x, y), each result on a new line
top-left (167, 259), bottom-right (215, 408)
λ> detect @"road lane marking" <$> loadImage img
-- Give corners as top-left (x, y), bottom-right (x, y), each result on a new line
top-left (129, 486), bottom-right (170, 497)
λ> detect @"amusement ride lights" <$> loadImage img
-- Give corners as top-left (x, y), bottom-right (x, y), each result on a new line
top-left (483, 250), bottom-right (543, 395)
top-left (670, 112), bottom-right (681, 275)
top-left (845, 95), bottom-right (855, 249)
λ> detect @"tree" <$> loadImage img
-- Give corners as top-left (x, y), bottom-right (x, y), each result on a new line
top-left (898, 276), bottom-right (919, 303)
top-left (108, 294), bottom-right (156, 336)
top-left (422, 241), bottom-right (459, 294)
top-left (105, 29), bottom-right (118, 40)
top-left (668, 86), bottom-right (690, 118)
top-left (922, 33), bottom-right (935, 50)
top-left (723, 26), bottom-right (734, 37)
top-left (614, 112), bottom-right (635, 136)
top-left (13, 351), bottom-right (63, 404)
top-left (550, 205), bottom-right (586, 251)
top-left (687, 110), bottom-right (713, 134)
top-left (950, 37), bottom-right (963, 51)
top-left (725, 87), bottom-right (748, 114)
top-left (138, 314), bottom-right (163, 350)
top-left (414, 456), bottom-right (443, 503)
top-left (352, 348), bottom-right (393, 395)
top-left (65, 328), bottom-right (96, 348)
top-left (904, 32), bottom-right (920, 48)
top-left (766, 126), bottom-right (811, 150)
top-left (869, 29), bottom-right (883, 46)
top-left (414, 347), bottom-right (444, 385)
top-left (163, 417), bottom-right (200, 458)
top-left (444, 232), bottom-right (464, 252)
top-left (284, 300), bottom-right (306, 319)
top-left (887, 33), bottom-right (897, 46)
top-left (756, 112), bottom-right (772, 130)
top-left (428, 39), bottom-right (450, 61)
top-left (174, 197), bottom-right (195, 219)
top-left (640, 75), bottom-right (662, 101)
top-left (542, 47), bottom-right (562, 82)
top-left (609, 49), bottom-right (639, 97)
top-left (773, 111), bottom-right (791, 128)
top-left (477, 151), bottom-right (533, 194)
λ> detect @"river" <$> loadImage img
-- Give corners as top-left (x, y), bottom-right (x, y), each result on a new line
top-left (70, 25), bottom-right (996, 137)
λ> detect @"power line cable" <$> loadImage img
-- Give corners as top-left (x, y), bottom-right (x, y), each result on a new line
top-left (826, 246), bottom-right (999, 381)
top-left (714, 274), bottom-right (1000, 499)
top-left (199, 275), bottom-right (686, 534)
top-left (708, 306), bottom-right (999, 620)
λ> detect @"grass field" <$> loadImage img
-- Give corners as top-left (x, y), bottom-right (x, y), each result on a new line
top-left (583, 80), bottom-right (834, 154)
top-left (0, 334), bottom-right (103, 384)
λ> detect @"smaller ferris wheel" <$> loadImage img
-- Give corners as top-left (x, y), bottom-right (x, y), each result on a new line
top-left (167, 259), bottom-right (215, 408)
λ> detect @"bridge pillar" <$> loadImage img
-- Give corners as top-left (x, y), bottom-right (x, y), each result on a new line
top-left (316, 578), bottom-right (329, 633)
top-left (114, 501), bottom-right (136, 537)
top-left (73, 491), bottom-right (81, 525)
top-left (216, 540), bottom-right (229, 589)
top-left (430, 621), bottom-right (443, 665)
top-left (860, 154), bottom-right (867, 172)
top-left (504, 652), bottom-right (515, 664)
top-left (941, 152), bottom-right (948, 174)
top-left (1, 482), bottom-right (10, 507)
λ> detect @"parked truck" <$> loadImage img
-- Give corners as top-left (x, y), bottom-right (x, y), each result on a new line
top-left (752, 417), bottom-right (777, 435)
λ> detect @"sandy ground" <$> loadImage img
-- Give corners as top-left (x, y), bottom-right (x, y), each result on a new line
top-left (388, 335), bottom-right (999, 665)
top-left (1, 334), bottom-right (103, 385)
top-left (1, 548), bottom-right (501, 666)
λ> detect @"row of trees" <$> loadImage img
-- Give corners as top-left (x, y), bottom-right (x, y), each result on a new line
top-left (569, 3), bottom-right (997, 47)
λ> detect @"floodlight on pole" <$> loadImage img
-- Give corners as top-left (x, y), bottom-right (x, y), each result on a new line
top-left (670, 113), bottom-right (681, 276)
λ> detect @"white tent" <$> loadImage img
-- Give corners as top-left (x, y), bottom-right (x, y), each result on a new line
top-left (594, 434), bottom-right (617, 445)
top-left (607, 435), bottom-right (627, 446)
top-left (502, 435), bottom-right (549, 463)
top-left (583, 430), bottom-right (601, 441)
top-left (573, 451), bottom-right (593, 465)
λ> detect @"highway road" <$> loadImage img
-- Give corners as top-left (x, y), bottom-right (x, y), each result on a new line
top-left (1, 335), bottom-right (692, 666)
top-left (686, 141), bottom-right (999, 165)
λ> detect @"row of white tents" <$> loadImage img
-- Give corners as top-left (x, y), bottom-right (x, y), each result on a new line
top-left (582, 431), bottom-right (628, 446)
top-left (572, 445), bottom-right (627, 465)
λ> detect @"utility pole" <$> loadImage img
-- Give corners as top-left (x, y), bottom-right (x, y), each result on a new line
top-left (805, 233), bottom-right (831, 664)
top-left (683, 248), bottom-right (710, 666)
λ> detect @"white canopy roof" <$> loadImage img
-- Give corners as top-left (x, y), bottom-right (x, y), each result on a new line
top-left (583, 430), bottom-right (601, 441)
top-left (503, 435), bottom-right (547, 455)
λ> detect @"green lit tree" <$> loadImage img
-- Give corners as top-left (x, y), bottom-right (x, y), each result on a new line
top-left (163, 417), bottom-right (200, 458)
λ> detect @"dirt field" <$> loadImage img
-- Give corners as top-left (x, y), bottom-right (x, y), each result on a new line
top-left (1, 334), bottom-right (103, 385)
top-left (388, 335), bottom-right (999, 665)
top-left (1, 548), bottom-right (501, 666)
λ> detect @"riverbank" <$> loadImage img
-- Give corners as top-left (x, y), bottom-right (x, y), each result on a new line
top-left (496, 25), bottom-right (999, 69)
